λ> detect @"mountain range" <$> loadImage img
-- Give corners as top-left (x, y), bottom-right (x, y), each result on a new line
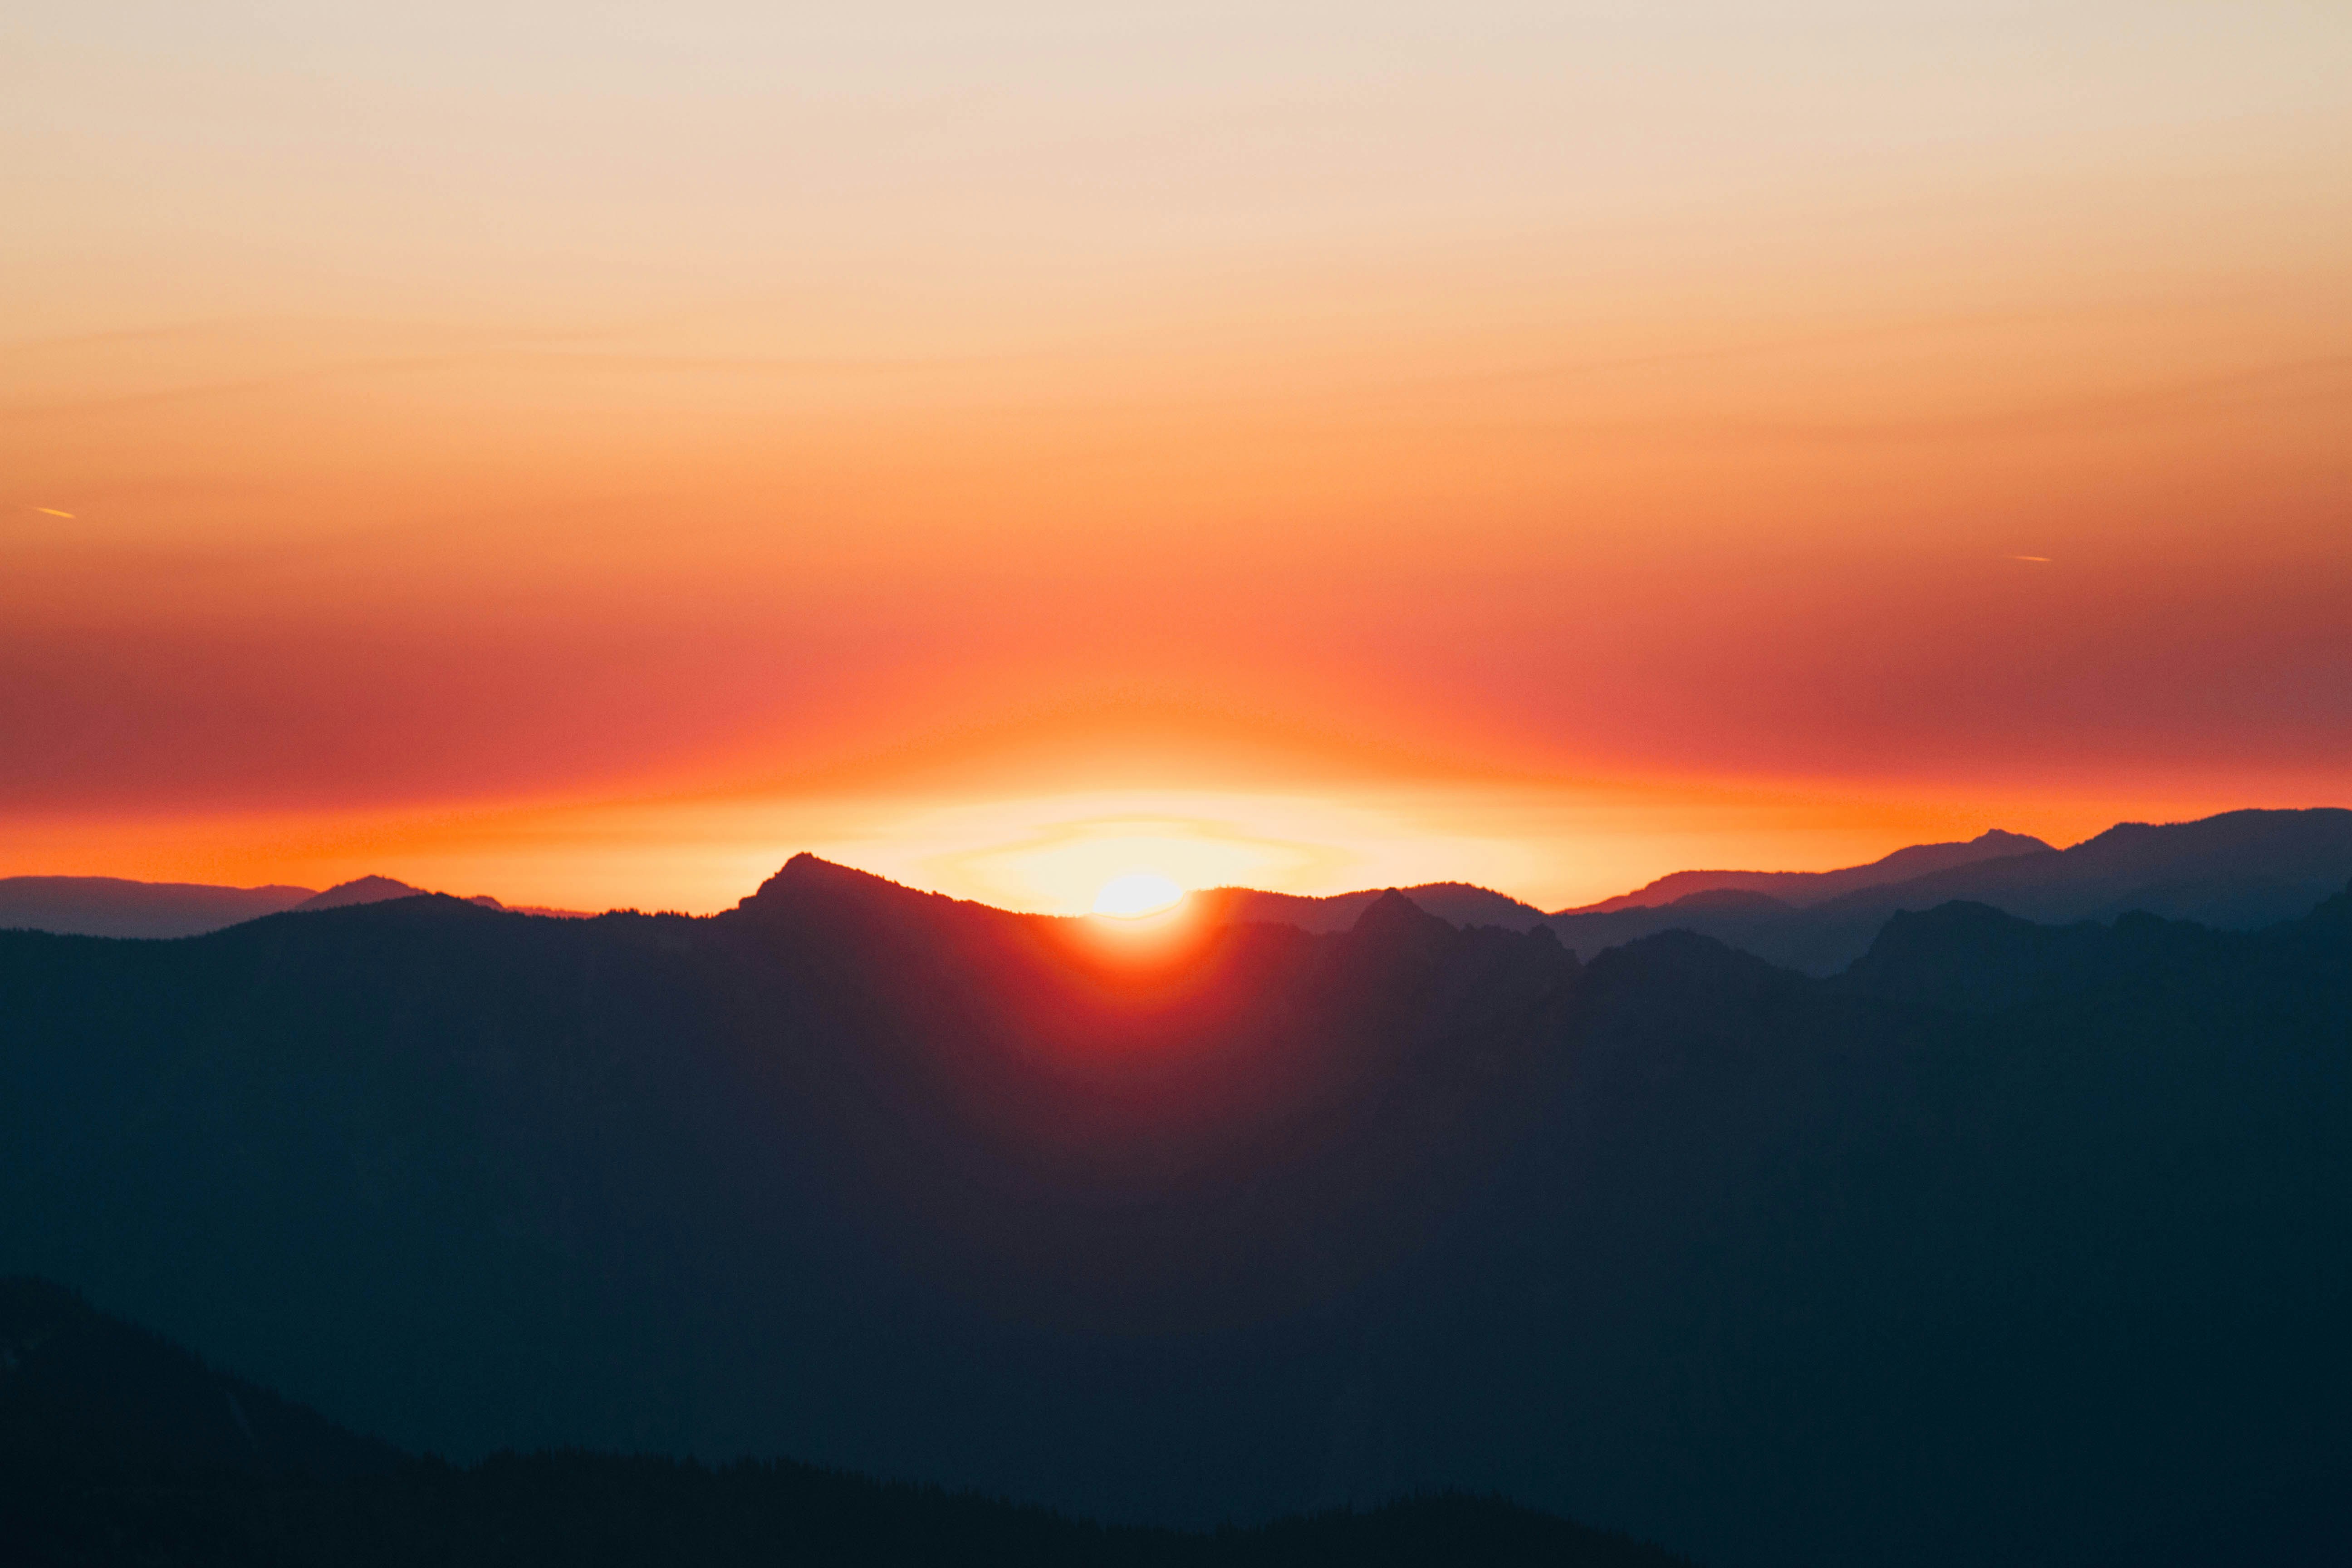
top-left (1539, 807), bottom-right (2352, 972)
top-left (4, 813), bottom-right (2349, 1565)
top-left (15, 809), bottom-right (2347, 971)
top-left (1197, 809), bottom-right (2352, 975)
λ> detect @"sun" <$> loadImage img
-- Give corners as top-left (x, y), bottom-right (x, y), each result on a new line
top-left (1090, 871), bottom-right (1185, 919)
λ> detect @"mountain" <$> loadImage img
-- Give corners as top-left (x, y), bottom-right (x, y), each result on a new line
top-left (2, 857), bottom-right (2349, 1566)
top-left (0, 1275), bottom-right (401, 1486)
top-left (1561, 828), bottom-right (2053, 913)
top-left (1191, 881), bottom-right (1552, 933)
top-left (292, 875), bottom-right (434, 911)
top-left (0, 876), bottom-right (316, 939)
top-left (1, 1278), bottom-right (1677, 1568)
top-left (0, 874), bottom-right (592, 938)
top-left (1544, 807), bottom-right (2352, 974)
top-left (1811, 806), bottom-right (2352, 926)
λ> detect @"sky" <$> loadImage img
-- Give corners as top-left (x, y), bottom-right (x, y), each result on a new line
top-left (4, 2), bottom-right (2348, 914)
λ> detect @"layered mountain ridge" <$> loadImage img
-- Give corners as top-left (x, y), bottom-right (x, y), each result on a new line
top-left (1560, 827), bottom-right (2055, 913)
top-left (8, 809), bottom-right (2343, 970)
top-left (3, 840), bottom-right (2348, 1566)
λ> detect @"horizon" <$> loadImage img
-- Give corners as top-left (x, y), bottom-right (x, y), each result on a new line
top-left (14, 806), bottom-right (2349, 924)
top-left (8, 4), bottom-right (2349, 912)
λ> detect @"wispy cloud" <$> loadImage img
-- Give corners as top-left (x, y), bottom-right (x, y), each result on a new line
top-left (2009, 554), bottom-right (2052, 563)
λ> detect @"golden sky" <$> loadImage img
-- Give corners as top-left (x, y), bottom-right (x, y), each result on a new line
top-left (5, 3), bottom-right (2348, 912)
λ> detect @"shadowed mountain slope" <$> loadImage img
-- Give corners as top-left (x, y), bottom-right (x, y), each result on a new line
top-left (0, 1275), bottom-right (401, 1486)
top-left (2, 858), bottom-right (2348, 1566)
top-left (0, 1279), bottom-right (1681, 1568)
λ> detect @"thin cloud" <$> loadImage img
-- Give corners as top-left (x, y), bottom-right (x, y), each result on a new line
top-left (30, 505), bottom-right (75, 518)
top-left (2009, 554), bottom-right (2052, 563)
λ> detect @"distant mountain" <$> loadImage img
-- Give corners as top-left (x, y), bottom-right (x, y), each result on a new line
top-left (4, 852), bottom-right (2348, 1566)
top-left (1562, 828), bottom-right (2053, 913)
top-left (1545, 807), bottom-right (2352, 974)
top-left (1813, 806), bottom-right (2352, 926)
top-left (0, 876), bottom-right (315, 939)
top-left (0, 874), bottom-right (590, 938)
top-left (1193, 881), bottom-right (1552, 933)
top-left (292, 875), bottom-right (433, 911)
top-left (2, 1277), bottom-right (1676, 1568)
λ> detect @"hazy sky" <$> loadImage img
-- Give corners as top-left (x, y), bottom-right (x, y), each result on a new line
top-left (5, 3), bottom-right (2348, 911)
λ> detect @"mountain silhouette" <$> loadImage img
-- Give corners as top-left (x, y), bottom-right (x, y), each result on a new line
top-left (0, 1276), bottom-right (401, 1486)
top-left (0, 873), bottom-right (591, 938)
top-left (1184, 810), bottom-right (2350, 978)
top-left (4, 848), bottom-right (2348, 1565)
top-left (1542, 807), bottom-right (2352, 974)
top-left (1, 1278), bottom-right (1679, 1568)
top-left (1191, 881), bottom-right (1552, 933)
top-left (291, 875), bottom-right (434, 911)
top-left (0, 876), bottom-right (316, 939)
top-left (1559, 827), bottom-right (2054, 913)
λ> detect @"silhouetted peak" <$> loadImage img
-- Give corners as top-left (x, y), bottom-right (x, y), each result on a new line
top-left (1969, 828), bottom-right (2051, 853)
top-left (294, 876), bottom-right (428, 911)
top-left (1580, 928), bottom-right (1797, 1013)
top-left (749, 851), bottom-right (834, 897)
top-left (1187, 881), bottom-right (1549, 934)
top-left (738, 854), bottom-right (943, 918)
top-left (1348, 888), bottom-right (1453, 944)
top-left (1841, 900), bottom-right (2127, 1013)
top-left (1847, 898), bottom-right (2041, 974)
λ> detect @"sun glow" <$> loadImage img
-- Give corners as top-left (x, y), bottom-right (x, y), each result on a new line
top-left (1091, 871), bottom-right (1185, 919)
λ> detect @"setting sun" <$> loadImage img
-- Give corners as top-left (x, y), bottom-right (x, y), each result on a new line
top-left (1090, 872), bottom-right (1186, 920)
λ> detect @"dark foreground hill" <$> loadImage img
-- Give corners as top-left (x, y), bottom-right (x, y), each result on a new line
top-left (0, 1279), bottom-right (1673, 1568)
top-left (3, 857), bottom-right (2350, 1565)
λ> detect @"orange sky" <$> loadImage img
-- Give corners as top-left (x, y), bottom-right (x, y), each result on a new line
top-left (5, 4), bottom-right (2348, 913)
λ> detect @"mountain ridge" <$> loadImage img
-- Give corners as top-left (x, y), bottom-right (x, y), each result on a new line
top-left (3, 854), bottom-right (2348, 1564)
top-left (5, 807), bottom-right (2337, 951)
top-left (1558, 828), bottom-right (2054, 913)
top-left (0, 872), bottom-right (592, 937)
top-left (1540, 806), bottom-right (2352, 974)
